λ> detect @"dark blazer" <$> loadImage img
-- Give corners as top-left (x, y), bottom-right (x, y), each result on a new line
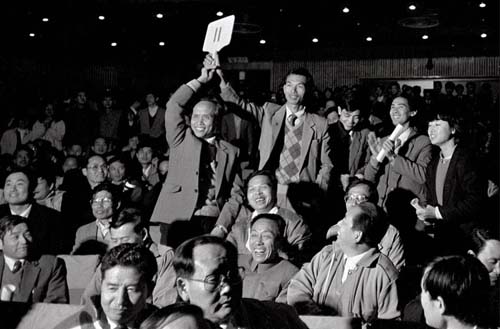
top-left (425, 144), bottom-right (487, 228)
top-left (0, 252), bottom-right (69, 303)
top-left (0, 203), bottom-right (67, 254)
top-left (138, 106), bottom-right (166, 139)
top-left (150, 84), bottom-right (244, 228)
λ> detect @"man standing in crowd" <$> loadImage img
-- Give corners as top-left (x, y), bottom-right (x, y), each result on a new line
top-left (150, 66), bottom-right (244, 246)
top-left (206, 53), bottom-right (332, 215)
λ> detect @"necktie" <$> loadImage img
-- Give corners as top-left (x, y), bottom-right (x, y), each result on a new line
top-left (12, 261), bottom-right (22, 273)
top-left (288, 114), bottom-right (297, 127)
top-left (394, 138), bottom-right (402, 155)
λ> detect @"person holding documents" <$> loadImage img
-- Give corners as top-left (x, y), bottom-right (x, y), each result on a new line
top-left (363, 95), bottom-right (433, 258)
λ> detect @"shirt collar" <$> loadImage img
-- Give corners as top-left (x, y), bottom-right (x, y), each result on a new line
top-left (440, 144), bottom-right (457, 161)
top-left (4, 254), bottom-right (25, 271)
top-left (285, 106), bottom-right (305, 119)
top-left (397, 127), bottom-right (412, 145)
top-left (251, 206), bottom-right (279, 219)
top-left (10, 204), bottom-right (32, 218)
top-left (204, 136), bottom-right (217, 145)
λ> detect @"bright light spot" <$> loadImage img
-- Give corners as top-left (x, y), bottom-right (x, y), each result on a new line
top-left (342, 7), bottom-right (350, 13)
top-left (98, 15), bottom-right (105, 21)
top-left (409, 4), bottom-right (416, 10)
top-left (481, 33), bottom-right (487, 38)
top-left (479, 2), bottom-right (486, 8)
top-left (156, 13), bottom-right (163, 19)
top-left (216, 11), bottom-right (224, 17)
top-left (111, 42), bottom-right (117, 47)
top-left (422, 34), bottom-right (429, 40)
top-left (29, 33), bottom-right (35, 37)
top-left (366, 36), bottom-right (373, 42)
top-left (159, 41), bottom-right (165, 46)
top-left (312, 38), bottom-right (319, 43)
top-left (42, 18), bottom-right (49, 22)
top-left (259, 39), bottom-right (266, 44)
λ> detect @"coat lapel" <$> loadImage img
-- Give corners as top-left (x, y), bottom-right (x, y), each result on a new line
top-left (17, 260), bottom-right (41, 302)
top-left (215, 142), bottom-right (228, 197)
top-left (271, 106), bottom-right (286, 147)
top-left (442, 147), bottom-right (459, 206)
top-left (0, 255), bottom-right (4, 287)
top-left (298, 114), bottom-right (315, 171)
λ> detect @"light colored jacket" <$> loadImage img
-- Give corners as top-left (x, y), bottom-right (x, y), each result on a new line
top-left (287, 246), bottom-right (400, 322)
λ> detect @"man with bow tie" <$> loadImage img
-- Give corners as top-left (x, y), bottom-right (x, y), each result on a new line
top-left (0, 214), bottom-right (68, 303)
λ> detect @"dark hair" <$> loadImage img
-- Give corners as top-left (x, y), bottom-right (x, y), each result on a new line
top-left (91, 181), bottom-right (122, 208)
top-left (468, 227), bottom-right (499, 254)
top-left (250, 213), bottom-right (286, 238)
top-left (140, 303), bottom-right (207, 329)
top-left (111, 208), bottom-right (145, 234)
top-left (283, 68), bottom-right (315, 107)
top-left (346, 178), bottom-right (379, 204)
top-left (85, 154), bottom-right (106, 167)
top-left (246, 169), bottom-right (278, 191)
top-left (0, 215), bottom-right (29, 240)
top-left (350, 202), bottom-right (387, 247)
top-left (173, 236), bottom-right (238, 279)
top-left (101, 243), bottom-right (157, 284)
top-left (337, 97), bottom-right (367, 117)
top-left (14, 145), bottom-right (34, 160)
top-left (33, 167), bottom-right (56, 187)
top-left (4, 169), bottom-right (37, 196)
top-left (429, 108), bottom-right (464, 140)
top-left (422, 255), bottom-right (490, 327)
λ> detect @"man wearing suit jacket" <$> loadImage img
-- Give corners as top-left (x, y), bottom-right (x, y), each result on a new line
top-left (0, 169), bottom-right (68, 254)
top-left (150, 66), bottom-right (244, 245)
top-left (0, 215), bottom-right (68, 303)
top-left (415, 109), bottom-right (487, 255)
top-left (208, 53), bottom-right (332, 214)
top-left (138, 92), bottom-right (166, 151)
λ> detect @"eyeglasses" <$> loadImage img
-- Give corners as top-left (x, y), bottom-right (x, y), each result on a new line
top-left (91, 197), bottom-right (113, 206)
top-left (185, 267), bottom-right (245, 293)
top-left (344, 194), bottom-right (368, 204)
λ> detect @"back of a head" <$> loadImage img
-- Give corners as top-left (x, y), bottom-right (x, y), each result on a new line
top-left (422, 255), bottom-right (491, 327)
top-left (111, 207), bottom-right (144, 233)
top-left (351, 202), bottom-right (387, 247)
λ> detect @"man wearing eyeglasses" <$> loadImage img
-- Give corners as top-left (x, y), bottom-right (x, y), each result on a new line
top-left (72, 182), bottom-right (121, 255)
top-left (174, 235), bottom-right (308, 329)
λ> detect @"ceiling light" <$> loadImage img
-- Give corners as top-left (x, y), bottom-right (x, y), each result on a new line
top-left (479, 2), bottom-right (486, 8)
top-left (98, 15), bottom-right (105, 21)
top-left (156, 13), bottom-right (163, 19)
top-left (259, 39), bottom-right (266, 44)
top-left (422, 34), bottom-right (429, 40)
top-left (366, 36), bottom-right (373, 42)
top-left (409, 4), bottom-right (416, 10)
top-left (111, 42), bottom-right (117, 47)
top-left (42, 18), bottom-right (49, 22)
top-left (159, 41), bottom-right (165, 46)
top-left (342, 7), bottom-right (350, 13)
top-left (480, 33), bottom-right (487, 38)
top-left (216, 11), bottom-right (224, 17)
top-left (29, 33), bottom-right (35, 37)
top-left (312, 38), bottom-right (319, 43)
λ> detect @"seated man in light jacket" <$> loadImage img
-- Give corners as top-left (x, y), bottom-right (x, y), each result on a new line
top-left (287, 202), bottom-right (400, 324)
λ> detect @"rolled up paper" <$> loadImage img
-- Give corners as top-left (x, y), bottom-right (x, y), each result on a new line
top-left (411, 198), bottom-right (423, 210)
top-left (376, 124), bottom-right (406, 162)
top-left (1, 284), bottom-right (16, 301)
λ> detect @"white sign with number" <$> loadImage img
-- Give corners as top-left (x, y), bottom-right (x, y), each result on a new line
top-left (202, 15), bottom-right (235, 54)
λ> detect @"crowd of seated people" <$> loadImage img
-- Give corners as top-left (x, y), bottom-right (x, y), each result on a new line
top-left (0, 51), bottom-right (498, 329)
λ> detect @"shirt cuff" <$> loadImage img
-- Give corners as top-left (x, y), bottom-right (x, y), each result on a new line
top-left (186, 79), bottom-right (202, 92)
top-left (434, 206), bottom-right (443, 219)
